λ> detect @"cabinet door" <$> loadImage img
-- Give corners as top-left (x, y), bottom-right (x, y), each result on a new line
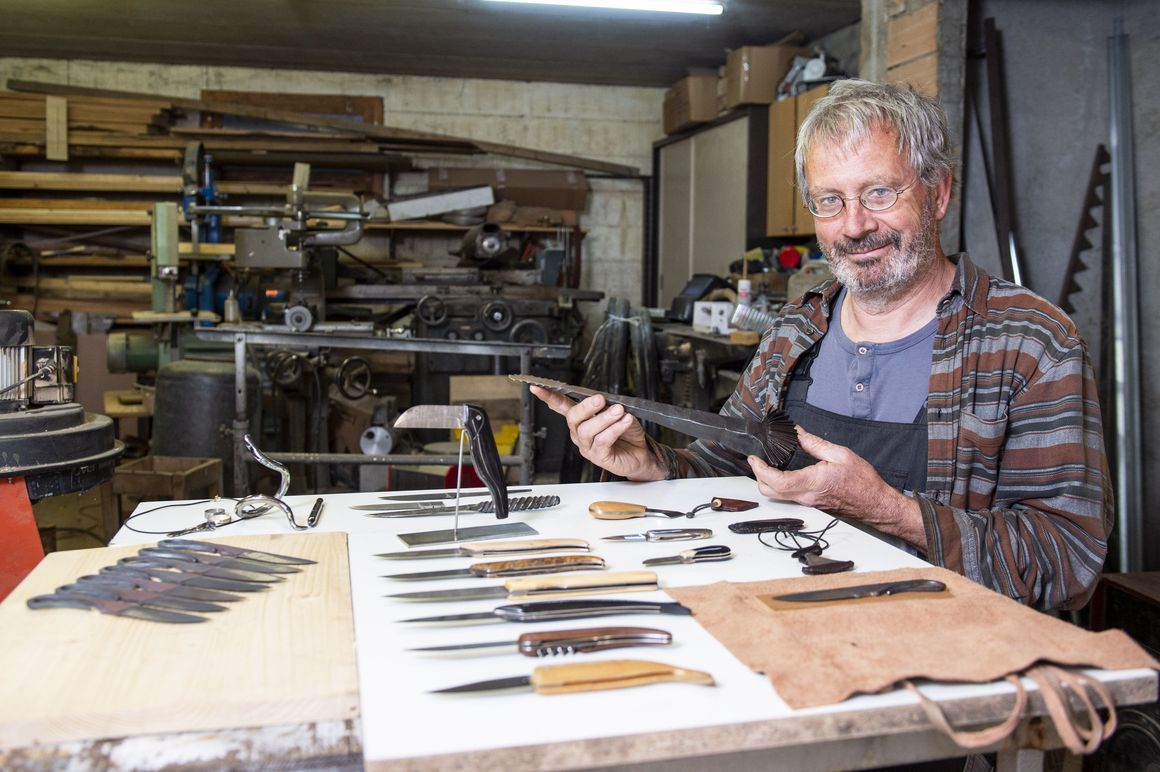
top-left (658, 140), bottom-right (694, 309)
top-left (793, 85), bottom-right (831, 236)
top-left (766, 97), bottom-right (797, 237)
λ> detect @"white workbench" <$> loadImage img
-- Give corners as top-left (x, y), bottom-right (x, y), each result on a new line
top-left (111, 476), bottom-right (1156, 770)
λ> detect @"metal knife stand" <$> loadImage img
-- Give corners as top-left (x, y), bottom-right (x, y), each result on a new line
top-left (194, 327), bottom-right (573, 495)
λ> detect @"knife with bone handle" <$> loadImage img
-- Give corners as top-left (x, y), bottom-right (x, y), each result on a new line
top-left (120, 555), bottom-right (284, 583)
top-left (384, 555), bottom-right (606, 581)
top-left (103, 563), bottom-right (272, 591)
top-left (409, 626), bottom-right (673, 656)
top-left (377, 538), bottom-right (590, 560)
top-left (27, 593), bottom-right (208, 623)
top-left (157, 538), bottom-right (316, 565)
top-left (431, 658), bottom-right (715, 694)
top-left (399, 598), bottom-right (692, 625)
top-left (512, 373), bottom-right (799, 468)
top-left (386, 570), bottom-right (658, 602)
top-left (602, 528), bottom-right (712, 542)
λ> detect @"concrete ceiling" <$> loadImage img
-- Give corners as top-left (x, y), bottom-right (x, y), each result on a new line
top-left (0, 0), bottom-right (861, 88)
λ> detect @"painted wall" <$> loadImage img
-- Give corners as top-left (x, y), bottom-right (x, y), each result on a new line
top-left (0, 58), bottom-right (665, 334)
top-left (963, 1), bottom-right (1159, 570)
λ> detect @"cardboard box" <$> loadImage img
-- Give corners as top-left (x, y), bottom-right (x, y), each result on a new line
top-left (724, 45), bottom-right (813, 108)
top-left (386, 185), bottom-right (494, 221)
top-left (663, 74), bottom-right (718, 134)
top-left (428, 168), bottom-right (589, 212)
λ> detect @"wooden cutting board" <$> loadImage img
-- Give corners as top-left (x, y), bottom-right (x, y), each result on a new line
top-left (0, 532), bottom-right (360, 758)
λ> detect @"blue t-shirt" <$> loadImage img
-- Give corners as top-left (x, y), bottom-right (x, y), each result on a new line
top-left (806, 289), bottom-right (936, 423)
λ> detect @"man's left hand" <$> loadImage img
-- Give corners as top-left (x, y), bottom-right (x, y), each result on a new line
top-left (747, 426), bottom-right (927, 549)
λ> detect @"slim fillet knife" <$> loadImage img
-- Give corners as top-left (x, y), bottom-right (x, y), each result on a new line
top-left (383, 555), bottom-right (606, 581)
top-left (386, 571), bottom-right (658, 602)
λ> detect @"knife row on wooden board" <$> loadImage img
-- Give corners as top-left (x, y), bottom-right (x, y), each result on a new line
top-left (25, 538), bottom-right (317, 623)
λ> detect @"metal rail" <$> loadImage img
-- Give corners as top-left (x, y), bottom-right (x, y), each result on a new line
top-left (194, 326), bottom-right (572, 495)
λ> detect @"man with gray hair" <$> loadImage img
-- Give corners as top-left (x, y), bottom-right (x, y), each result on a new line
top-left (532, 79), bottom-right (1111, 612)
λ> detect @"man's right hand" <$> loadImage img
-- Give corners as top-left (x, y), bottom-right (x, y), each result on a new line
top-left (530, 385), bottom-right (667, 482)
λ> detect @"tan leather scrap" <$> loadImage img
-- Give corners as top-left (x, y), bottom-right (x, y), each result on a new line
top-left (668, 566), bottom-right (1157, 742)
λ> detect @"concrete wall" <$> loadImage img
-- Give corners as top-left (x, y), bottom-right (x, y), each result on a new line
top-left (0, 58), bottom-right (665, 334)
top-left (963, 1), bottom-right (1160, 569)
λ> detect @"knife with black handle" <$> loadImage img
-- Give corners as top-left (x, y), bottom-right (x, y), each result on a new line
top-left (398, 598), bottom-right (693, 624)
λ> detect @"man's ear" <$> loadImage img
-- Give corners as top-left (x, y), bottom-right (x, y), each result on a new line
top-left (933, 172), bottom-right (953, 220)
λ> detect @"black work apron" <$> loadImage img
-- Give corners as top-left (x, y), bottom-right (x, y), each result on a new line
top-left (782, 342), bottom-right (929, 493)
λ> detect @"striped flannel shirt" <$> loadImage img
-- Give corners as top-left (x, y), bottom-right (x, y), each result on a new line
top-left (654, 254), bottom-right (1112, 611)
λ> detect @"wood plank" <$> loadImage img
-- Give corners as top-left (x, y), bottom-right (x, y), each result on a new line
top-left (44, 96), bottom-right (68, 161)
top-left (887, 2), bottom-right (939, 69)
top-left (12, 294), bottom-right (150, 318)
top-left (0, 208), bottom-right (153, 225)
top-left (888, 52), bottom-right (939, 97)
top-left (0, 171), bottom-right (179, 193)
top-left (0, 533), bottom-right (358, 749)
top-left (21, 277), bottom-right (152, 300)
top-left (0, 198), bottom-right (160, 211)
top-left (7, 80), bottom-right (639, 177)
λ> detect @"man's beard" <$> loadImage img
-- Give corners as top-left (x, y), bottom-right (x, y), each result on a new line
top-left (820, 198), bottom-right (938, 296)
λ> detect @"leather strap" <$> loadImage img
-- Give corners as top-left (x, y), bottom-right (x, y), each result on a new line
top-left (903, 675), bottom-right (1027, 750)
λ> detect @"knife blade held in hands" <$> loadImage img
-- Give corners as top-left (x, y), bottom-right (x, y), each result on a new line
top-left (512, 374), bottom-right (799, 468)
top-left (383, 555), bottom-right (606, 581)
top-left (431, 659), bottom-right (715, 695)
top-left (408, 626), bottom-right (673, 656)
top-left (386, 571), bottom-right (657, 602)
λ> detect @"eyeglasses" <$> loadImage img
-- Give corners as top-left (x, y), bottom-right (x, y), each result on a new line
top-left (807, 182), bottom-right (916, 218)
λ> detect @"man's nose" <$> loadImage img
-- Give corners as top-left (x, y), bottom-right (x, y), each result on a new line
top-left (839, 199), bottom-right (876, 239)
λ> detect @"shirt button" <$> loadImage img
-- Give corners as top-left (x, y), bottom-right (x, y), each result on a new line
top-left (854, 383), bottom-right (865, 392)
top-left (858, 346), bottom-right (868, 355)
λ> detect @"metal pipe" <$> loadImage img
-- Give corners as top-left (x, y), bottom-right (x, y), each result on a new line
top-left (1108, 18), bottom-right (1143, 573)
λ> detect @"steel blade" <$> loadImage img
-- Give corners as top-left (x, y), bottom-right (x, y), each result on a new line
top-left (431, 675), bottom-right (530, 694)
top-left (394, 404), bottom-right (469, 429)
top-left (387, 586), bottom-right (508, 602)
top-left (641, 557), bottom-right (680, 566)
top-left (353, 502), bottom-right (463, 511)
top-left (364, 506), bottom-right (486, 518)
top-left (157, 538), bottom-right (316, 565)
top-left (397, 522), bottom-right (537, 546)
top-left (397, 611), bottom-right (500, 624)
top-left (121, 557), bottom-right (283, 583)
top-left (376, 547), bottom-right (465, 560)
top-left (407, 640), bottom-right (513, 652)
top-left (512, 375), bottom-right (766, 456)
top-left (381, 489), bottom-right (531, 502)
top-left (104, 564), bottom-right (271, 592)
top-left (772, 579), bottom-right (947, 603)
top-left (601, 535), bottom-right (645, 542)
top-left (384, 568), bottom-right (473, 581)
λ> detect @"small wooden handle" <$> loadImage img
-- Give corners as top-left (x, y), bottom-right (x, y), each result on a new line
top-left (464, 538), bottom-right (591, 556)
top-left (531, 659), bottom-right (715, 694)
top-left (504, 570), bottom-right (658, 599)
top-left (710, 497), bottom-right (759, 512)
top-left (589, 501), bottom-right (647, 520)
top-left (470, 555), bottom-right (607, 577)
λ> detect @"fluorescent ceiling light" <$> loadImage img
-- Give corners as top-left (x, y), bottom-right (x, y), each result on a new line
top-left (482, 0), bottom-right (724, 15)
